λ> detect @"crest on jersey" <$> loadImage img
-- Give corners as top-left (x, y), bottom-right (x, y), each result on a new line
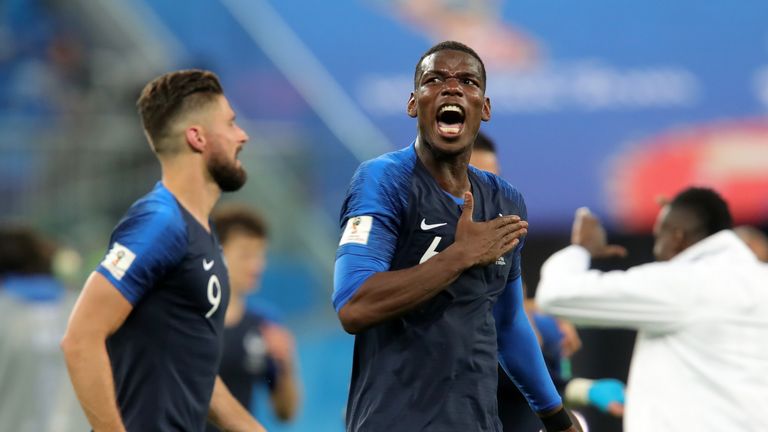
top-left (101, 242), bottom-right (137, 280)
top-left (340, 215), bottom-right (373, 245)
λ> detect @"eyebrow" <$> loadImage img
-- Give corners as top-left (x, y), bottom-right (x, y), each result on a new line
top-left (421, 70), bottom-right (481, 80)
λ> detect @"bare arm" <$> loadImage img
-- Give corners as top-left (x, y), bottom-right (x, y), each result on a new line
top-left (60, 272), bottom-right (133, 432)
top-left (208, 376), bottom-right (266, 432)
top-left (270, 364), bottom-right (300, 422)
top-left (261, 325), bottom-right (301, 421)
top-left (338, 191), bottom-right (528, 333)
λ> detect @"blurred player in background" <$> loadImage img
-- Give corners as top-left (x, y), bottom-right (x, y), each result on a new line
top-left (734, 225), bottom-right (768, 262)
top-left (537, 187), bottom-right (768, 431)
top-left (207, 204), bottom-right (300, 431)
top-left (333, 41), bottom-right (579, 431)
top-left (0, 226), bottom-right (89, 432)
top-left (470, 132), bottom-right (624, 431)
top-left (61, 70), bottom-right (265, 432)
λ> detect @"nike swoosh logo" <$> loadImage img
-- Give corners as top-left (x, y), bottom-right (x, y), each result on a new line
top-left (203, 258), bottom-right (214, 271)
top-left (420, 219), bottom-right (447, 230)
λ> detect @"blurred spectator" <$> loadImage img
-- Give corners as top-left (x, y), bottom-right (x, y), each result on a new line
top-left (471, 132), bottom-right (624, 431)
top-left (1, 0), bottom-right (94, 219)
top-left (536, 187), bottom-right (768, 431)
top-left (208, 204), bottom-right (301, 430)
top-left (734, 225), bottom-right (768, 262)
top-left (0, 225), bottom-right (88, 432)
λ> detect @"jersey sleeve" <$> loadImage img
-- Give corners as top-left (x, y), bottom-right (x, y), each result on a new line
top-left (96, 199), bottom-right (188, 305)
top-left (332, 158), bottom-right (405, 311)
top-left (494, 276), bottom-right (563, 413)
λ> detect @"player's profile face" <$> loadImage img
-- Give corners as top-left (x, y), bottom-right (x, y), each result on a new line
top-left (652, 205), bottom-right (678, 261)
top-left (203, 96), bottom-right (248, 192)
top-left (409, 49), bottom-right (490, 155)
top-left (222, 233), bottom-right (267, 294)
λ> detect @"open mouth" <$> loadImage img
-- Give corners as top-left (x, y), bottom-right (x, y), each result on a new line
top-left (234, 146), bottom-right (244, 165)
top-left (436, 104), bottom-right (465, 137)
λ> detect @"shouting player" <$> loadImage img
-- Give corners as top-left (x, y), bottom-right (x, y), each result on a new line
top-left (333, 41), bottom-right (578, 432)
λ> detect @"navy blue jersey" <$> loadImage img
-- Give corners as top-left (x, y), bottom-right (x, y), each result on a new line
top-left (96, 182), bottom-right (230, 432)
top-left (206, 312), bottom-right (277, 432)
top-left (333, 144), bottom-right (559, 431)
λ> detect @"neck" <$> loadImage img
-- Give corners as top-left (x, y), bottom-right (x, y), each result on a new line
top-left (224, 293), bottom-right (245, 326)
top-left (415, 136), bottom-right (471, 197)
top-left (160, 153), bottom-right (221, 231)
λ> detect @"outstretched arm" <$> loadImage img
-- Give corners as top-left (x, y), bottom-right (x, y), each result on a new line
top-left (536, 208), bottom-right (690, 332)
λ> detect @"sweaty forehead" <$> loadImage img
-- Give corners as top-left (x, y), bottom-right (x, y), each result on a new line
top-left (419, 50), bottom-right (483, 78)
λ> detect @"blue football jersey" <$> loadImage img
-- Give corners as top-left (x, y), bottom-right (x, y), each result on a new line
top-left (206, 311), bottom-right (277, 432)
top-left (334, 144), bottom-right (529, 431)
top-left (96, 182), bottom-right (230, 432)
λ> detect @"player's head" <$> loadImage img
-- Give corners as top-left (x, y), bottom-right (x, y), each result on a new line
top-left (0, 226), bottom-right (55, 276)
top-left (469, 131), bottom-right (499, 174)
top-left (408, 41), bottom-right (491, 156)
top-left (137, 69), bottom-right (249, 192)
top-left (413, 41), bottom-right (487, 91)
top-left (212, 204), bottom-right (268, 295)
top-left (734, 225), bottom-right (768, 262)
top-left (652, 187), bottom-right (733, 261)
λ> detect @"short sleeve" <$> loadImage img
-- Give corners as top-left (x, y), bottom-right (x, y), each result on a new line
top-left (336, 158), bottom-right (406, 262)
top-left (96, 197), bottom-right (187, 305)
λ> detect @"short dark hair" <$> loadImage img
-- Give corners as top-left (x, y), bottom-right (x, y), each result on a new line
top-left (669, 187), bottom-right (733, 237)
top-left (473, 131), bottom-right (496, 154)
top-left (212, 204), bottom-right (269, 245)
top-left (137, 69), bottom-right (223, 153)
top-left (0, 226), bottom-right (55, 275)
top-left (414, 40), bottom-right (486, 90)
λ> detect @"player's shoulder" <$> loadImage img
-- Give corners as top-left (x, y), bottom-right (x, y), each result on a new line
top-left (354, 144), bottom-right (417, 184)
top-left (129, 182), bottom-right (183, 219)
top-left (119, 182), bottom-right (188, 240)
top-left (245, 299), bottom-right (284, 324)
top-left (238, 311), bottom-right (267, 330)
top-left (344, 145), bottom-right (416, 213)
top-left (470, 166), bottom-right (525, 204)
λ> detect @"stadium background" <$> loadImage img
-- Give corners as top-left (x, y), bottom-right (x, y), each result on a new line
top-left (2, 0), bottom-right (767, 430)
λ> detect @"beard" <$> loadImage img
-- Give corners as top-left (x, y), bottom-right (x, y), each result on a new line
top-left (207, 151), bottom-right (247, 192)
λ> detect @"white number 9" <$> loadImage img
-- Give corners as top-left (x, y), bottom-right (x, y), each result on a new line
top-left (205, 275), bottom-right (222, 318)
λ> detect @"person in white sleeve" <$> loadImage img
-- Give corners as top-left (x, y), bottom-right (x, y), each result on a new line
top-left (535, 187), bottom-right (768, 432)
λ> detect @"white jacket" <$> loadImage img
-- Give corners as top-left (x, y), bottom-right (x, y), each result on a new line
top-left (536, 230), bottom-right (768, 432)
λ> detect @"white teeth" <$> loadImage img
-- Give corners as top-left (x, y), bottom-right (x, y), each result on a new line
top-left (438, 125), bottom-right (461, 135)
top-left (439, 105), bottom-right (463, 115)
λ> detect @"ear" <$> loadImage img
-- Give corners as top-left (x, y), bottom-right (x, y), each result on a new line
top-left (407, 92), bottom-right (417, 118)
top-left (481, 96), bottom-right (491, 122)
top-left (185, 126), bottom-right (205, 153)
